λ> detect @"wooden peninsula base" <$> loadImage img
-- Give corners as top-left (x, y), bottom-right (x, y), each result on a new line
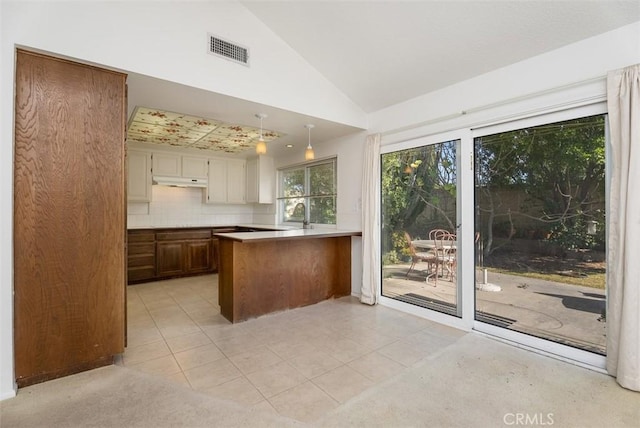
top-left (216, 230), bottom-right (359, 323)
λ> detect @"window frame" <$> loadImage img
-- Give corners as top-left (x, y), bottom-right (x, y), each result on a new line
top-left (277, 157), bottom-right (337, 227)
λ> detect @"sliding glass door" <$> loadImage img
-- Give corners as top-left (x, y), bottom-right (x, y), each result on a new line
top-left (474, 114), bottom-right (607, 355)
top-left (379, 105), bottom-right (608, 366)
top-left (381, 138), bottom-right (460, 317)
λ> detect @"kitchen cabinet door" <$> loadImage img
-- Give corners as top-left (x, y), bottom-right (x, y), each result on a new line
top-left (127, 149), bottom-right (152, 202)
top-left (206, 159), bottom-right (227, 203)
top-left (205, 158), bottom-right (246, 204)
top-left (156, 241), bottom-right (185, 277)
top-left (182, 156), bottom-right (208, 178)
top-left (152, 152), bottom-right (181, 177)
top-left (227, 159), bottom-right (246, 204)
top-left (154, 229), bottom-right (214, 279)
top-left (185, 239), bottom-right (212, 274)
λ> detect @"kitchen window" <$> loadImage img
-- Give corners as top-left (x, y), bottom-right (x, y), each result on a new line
top-left (278, 158), bottom-right (337, 226)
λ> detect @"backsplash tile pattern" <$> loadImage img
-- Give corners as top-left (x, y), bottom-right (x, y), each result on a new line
top-left (127, 186), bottom-right (255, 228)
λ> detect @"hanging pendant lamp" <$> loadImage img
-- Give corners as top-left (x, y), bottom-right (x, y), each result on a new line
top-left (304, 124), bottom-right (315, 161)
top-left (255, 113), bottom-right (267, 155)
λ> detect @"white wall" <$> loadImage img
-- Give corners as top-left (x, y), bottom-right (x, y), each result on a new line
top-left (0, 0), bottom-right (12, 401)
top-left (1, 1), bottom-right (366, 128)
top-left (371, 21), bottom-right (640, 142)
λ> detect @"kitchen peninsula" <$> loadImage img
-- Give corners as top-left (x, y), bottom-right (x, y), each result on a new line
top-left (215, 229), bottom-right (361, 323)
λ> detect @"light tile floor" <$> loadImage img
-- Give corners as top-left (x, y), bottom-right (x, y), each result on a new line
top-left (119, 274), bottom-right (465, 423)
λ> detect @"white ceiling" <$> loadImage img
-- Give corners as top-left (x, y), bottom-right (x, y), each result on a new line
top-left (127, 1), bottom-right (640, 157)
top-left (242, 0), bottom-right (640, 113)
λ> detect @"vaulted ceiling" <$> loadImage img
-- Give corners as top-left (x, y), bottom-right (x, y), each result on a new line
top-left (127, 1), bottom-right (640, 156)
top-left (242, 0), bottom-right (640, 113)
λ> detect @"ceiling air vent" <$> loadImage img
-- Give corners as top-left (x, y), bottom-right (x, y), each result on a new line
top-left (207, 33), bottom-right (249, 66)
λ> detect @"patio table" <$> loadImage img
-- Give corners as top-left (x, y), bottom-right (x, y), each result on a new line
top-left (412, 239), bottom-right (457, 281)
top-left (412, 240), bottom-right (457, 251)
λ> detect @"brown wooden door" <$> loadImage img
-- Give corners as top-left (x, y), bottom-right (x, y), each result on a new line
top-left (14, 50), bottom-right (126, 387)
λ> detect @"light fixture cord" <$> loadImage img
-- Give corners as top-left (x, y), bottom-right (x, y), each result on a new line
top-left (259, 116), bottom-right (264, 140)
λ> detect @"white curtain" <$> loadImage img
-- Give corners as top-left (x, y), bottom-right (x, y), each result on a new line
top-left (606, 64), bottom-right (640, 391)
top-left (360, 134), bottom-right (381, 305)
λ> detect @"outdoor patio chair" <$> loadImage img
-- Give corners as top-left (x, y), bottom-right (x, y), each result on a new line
top-left (404, 232), bottom-right (438, 280)
top-left (429, 231), bottom-right (457, 284)
top-left (429, 229), bottom-right (450, 240)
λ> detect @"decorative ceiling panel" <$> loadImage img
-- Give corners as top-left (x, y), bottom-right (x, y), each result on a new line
top-left (127, 107), bottom-right (283, 153)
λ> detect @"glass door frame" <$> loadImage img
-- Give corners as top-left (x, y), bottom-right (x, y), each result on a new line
top-left (378, 102), bottom-right (608, 371)
top-left (378, 128), bottom-right (475, 333)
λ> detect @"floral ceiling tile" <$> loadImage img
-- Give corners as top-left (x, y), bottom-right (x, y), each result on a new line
top-left (127, 106), bottom-right (284, 153)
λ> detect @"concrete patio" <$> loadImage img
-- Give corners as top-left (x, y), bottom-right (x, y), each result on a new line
top-left (383, 264), bottom-right (606, 354)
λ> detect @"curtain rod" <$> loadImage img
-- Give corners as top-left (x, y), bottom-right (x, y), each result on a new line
top-left (380, 75), bottom-right (606, 137)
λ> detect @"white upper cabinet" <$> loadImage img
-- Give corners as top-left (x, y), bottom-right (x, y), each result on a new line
top-left (127, 149), bottom-right (152, 202)
top-left (152, 152), bottom-right (181, 177)
top-left (227, 159), bottom-right (246, 204)
top-left (127, 146), bottom-right (248, 204)
top-left (205, 158), bottom-right (246, 204)
top-left (246, 155), bottom-right (274, 204)
top-left (182, 156), bottom-right (208, 178)
top-left (206, 159), bottom-right (227, 203)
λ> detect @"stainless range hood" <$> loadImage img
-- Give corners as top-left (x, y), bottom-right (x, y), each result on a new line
top-left (152, 176), bottom-right (208, 188)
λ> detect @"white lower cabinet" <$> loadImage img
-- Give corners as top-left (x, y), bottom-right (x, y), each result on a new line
top-left (206, 158), bottom-right (246, 204)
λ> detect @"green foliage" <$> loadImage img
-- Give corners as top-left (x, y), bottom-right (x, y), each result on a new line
top-left (381, 231), bottom-right (412, 266)
top-left (546, 215), bottom-right (596, 251)
top-left (381, 141), bottom-right (457, 255)
top-left (475, 115), bottom-right (606, 254)
top-left (281, 161), bottom-right (336, 224)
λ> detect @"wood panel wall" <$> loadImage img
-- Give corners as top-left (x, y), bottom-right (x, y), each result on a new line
top-left (218, 236), bottom-right (352, 322)
top-left (14, 50), bottom-right (126, 387)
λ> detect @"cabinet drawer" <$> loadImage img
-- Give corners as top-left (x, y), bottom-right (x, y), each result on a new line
top-left (128, 254), bottom-right (155, 268)
top-left (128, 231), bottom-right (155, 243)
top-left (128, 242), bottom-right (155, 255)
top-left (128, 266), bottom-right (156, 282)
top-left (156, 230), bottom-right (211, 241)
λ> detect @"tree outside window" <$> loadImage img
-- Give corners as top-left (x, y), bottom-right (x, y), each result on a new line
top-left (279, 159), bottom-right (337, 225)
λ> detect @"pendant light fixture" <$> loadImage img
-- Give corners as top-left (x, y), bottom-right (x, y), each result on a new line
top-left (255, 113), bottom-right (267, 155)
top-left (304, 124), bottom-right (315, 161)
